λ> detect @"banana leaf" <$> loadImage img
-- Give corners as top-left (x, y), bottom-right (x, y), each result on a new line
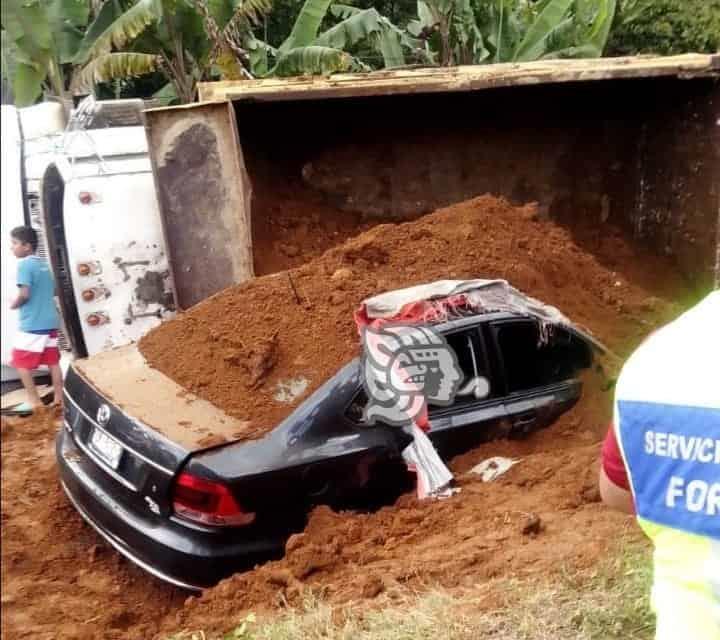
top-left (73, 1), bottom-right (121, 63)
top-left (13, 62), bottom-right (45, 106)
top-left (279, 0), bottom-right (333, 52)
top-left (316, 5), bottom-right (406, 68)
top-left (512, 0), bottom-right (573, 61)
top-left (73, 51), bottom-right (159, 90)
top-left (247, 36), bottom-right (274, 76)
top-left (580, 0), bottom-right (616, 52)
top-left (272, 45), bottom-right (352, 76)
top-left (81, 0), bottom-right (161, 61)
top-left (314, 8), bottom-right (381, 49)
top-left (1, 0), bottom-right (54, 62)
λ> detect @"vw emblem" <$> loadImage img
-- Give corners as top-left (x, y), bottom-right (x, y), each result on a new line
top-left (97, 404), bottom-right (111, 426)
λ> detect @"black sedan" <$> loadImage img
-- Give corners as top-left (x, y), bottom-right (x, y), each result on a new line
top-left (57, 310), bottom-right (595, 590)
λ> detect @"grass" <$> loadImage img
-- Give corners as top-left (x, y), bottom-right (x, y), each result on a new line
top-left (167, 543), bottom-right (655, 640)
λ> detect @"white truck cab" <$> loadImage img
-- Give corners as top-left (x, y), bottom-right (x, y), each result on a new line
top-left (42, 126), bottom-right (175, 357)
top-left (1, 99), bottom-right (174, 385)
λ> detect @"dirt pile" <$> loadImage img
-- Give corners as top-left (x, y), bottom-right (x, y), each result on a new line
top-left (251, 178), bottom-right (371, 276)
top-left (1, 410), bottom-right (186, 640)
top-left (152, 372), bottom-right (644, 638)
top-left (140, 194), bottom-right (683, 436)
top-left (1, 194), bottom-right (687, 640)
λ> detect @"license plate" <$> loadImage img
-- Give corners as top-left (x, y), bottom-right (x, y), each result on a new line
top-left (88, 428), bottom-right (123, 469)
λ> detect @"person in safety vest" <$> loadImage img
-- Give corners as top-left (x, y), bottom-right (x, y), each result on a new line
top-left (599, 290), bottom-right (719, 640)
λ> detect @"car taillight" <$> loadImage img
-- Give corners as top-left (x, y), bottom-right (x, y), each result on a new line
top-left (172, 472), bottom-right (255, 527)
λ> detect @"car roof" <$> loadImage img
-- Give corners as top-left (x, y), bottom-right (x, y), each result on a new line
top-left (431, 310), bottom-right (526, 334)
top-left (432, 311), bottom-right (606, 354)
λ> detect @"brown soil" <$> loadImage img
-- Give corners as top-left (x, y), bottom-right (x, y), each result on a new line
top-left (156, 373), bottom-right (646, 638)
top-left (0, 409), bottom-right (186, 640)
top-left (140, 194), bottom-right (684, 438)
top-left (251, 178), bottom-right (372, 276)
top-left (1, 372), bottom-right (648, 640)
top-left (1, 194), bottom-right (685, 640)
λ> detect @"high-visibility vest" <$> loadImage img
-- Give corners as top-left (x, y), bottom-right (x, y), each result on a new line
top-left (614, 291), bottom-right (719, 640)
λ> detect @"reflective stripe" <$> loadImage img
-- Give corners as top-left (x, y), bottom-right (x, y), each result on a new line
top-left (712, 541), bottom-right (720, 623)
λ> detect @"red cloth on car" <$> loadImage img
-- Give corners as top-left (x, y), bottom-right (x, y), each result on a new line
top-left (354, 295), bottom-right (471, 333)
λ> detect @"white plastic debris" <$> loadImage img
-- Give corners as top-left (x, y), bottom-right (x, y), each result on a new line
top-left (402, 424), bottom-right (458, 499)
top-left (469, 457), bottom-right (519, 482)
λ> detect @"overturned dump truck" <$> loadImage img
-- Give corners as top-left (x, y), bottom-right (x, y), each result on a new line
top-left (57, 54), bottom-right (720, 589)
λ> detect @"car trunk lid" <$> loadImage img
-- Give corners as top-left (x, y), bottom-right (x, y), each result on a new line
top-left (64, 345), bottom-right (250, 515)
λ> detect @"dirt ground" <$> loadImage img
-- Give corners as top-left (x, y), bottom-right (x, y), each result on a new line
top-left (2, 375), bottom-right (646, 640)
top-left (1, 194), bottom-right (687, 639)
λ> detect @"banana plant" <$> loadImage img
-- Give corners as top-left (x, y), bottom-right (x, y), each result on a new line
top-left (1, 0), bottom-right (90, 105)
top-left (72, 0), bottom-right (271, 103)
top-left (408, 0), bottom-right (488, 65)
top-left (263, 0), bottom-right (424, 77)
top-left (410, 0), bottom-right (617, 66)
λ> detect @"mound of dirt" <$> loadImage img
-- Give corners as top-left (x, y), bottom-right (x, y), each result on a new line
top-left (1, 410), bottom-right (186, 640)
top-left (151, 371), bottom-right (645, 638)
top-left (1, 192), bottom-right (689, 640)
top-left (140, 194), bottom-right (683, 437)
top-left (251, 177), bottom-right (372, 276)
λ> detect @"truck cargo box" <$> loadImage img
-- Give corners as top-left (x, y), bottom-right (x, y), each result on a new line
top-left (145, 53), bottom-right (719, 309)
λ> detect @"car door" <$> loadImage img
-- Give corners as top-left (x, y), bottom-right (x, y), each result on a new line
top-left (427, 325), bottom-right (510, 457)
top-left (486, 318), bottom-right (591, 437)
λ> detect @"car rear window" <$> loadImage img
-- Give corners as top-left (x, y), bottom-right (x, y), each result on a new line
top-left (495, 321), bottom-right (590, 393)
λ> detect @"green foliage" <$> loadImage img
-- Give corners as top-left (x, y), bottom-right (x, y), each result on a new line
top-left (77, 0), bottom-right (160, 63)
top-left (279, 0), bottom-right (333, 51)
top-left (1, 0), bottom-right (91, 104)
top-left (513, 0), bottom-right (575, 61)
top-left (73, 51), bottom-right (159, 88)
top-left (264, 0), bottom-right (418, 76)
top-left (274, 44), bottom-right (352, 73)
top-left (608, 0), bottom-right (720, 55)
top-left (410, 0), bottom-right (618, 66)
top-left (72, 0), bottom-right (267, 102)
top-left (163, 545), bottom-right (654, 640)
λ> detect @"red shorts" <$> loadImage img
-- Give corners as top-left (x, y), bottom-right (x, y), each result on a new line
top-left (11, 330), bottom-right (60, 370)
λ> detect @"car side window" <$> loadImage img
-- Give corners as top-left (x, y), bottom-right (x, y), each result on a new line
top-left (345, 327), bottom-right (493, 423)
top-left (493, 320), bottom-right (591, 394)
top-left (428, 329), bottom-right (491, 412)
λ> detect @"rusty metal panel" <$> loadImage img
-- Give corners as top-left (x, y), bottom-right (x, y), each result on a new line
top-left (144, 101), bottom-right (254, 310)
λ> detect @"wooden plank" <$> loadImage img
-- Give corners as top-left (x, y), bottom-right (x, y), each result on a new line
top-left (196, 54), bottom-right (719, 104)
top-left (144, 101), bottom-right (254, 310)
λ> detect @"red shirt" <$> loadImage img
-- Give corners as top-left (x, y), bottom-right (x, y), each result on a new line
top-left (601, 424), bottom-right (630, 490)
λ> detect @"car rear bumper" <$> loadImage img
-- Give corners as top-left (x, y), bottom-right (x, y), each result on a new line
top-left (56, 427), bottom-right (286, 590)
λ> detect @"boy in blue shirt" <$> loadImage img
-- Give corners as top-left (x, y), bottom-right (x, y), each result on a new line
top-left (9, 226), bottom-right (63, 413)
